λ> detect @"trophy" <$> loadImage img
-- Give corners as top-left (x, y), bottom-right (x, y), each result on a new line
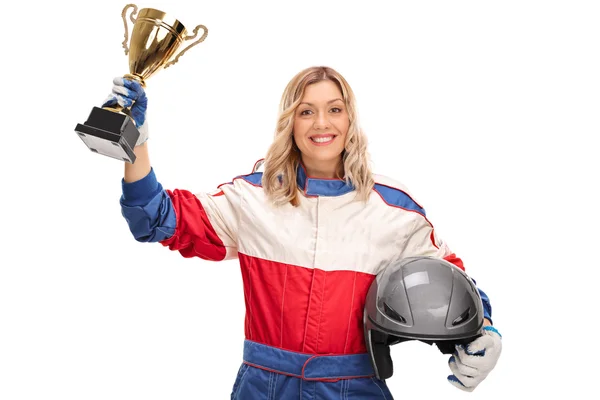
top-left (75, 4), bottom-right (208, 163)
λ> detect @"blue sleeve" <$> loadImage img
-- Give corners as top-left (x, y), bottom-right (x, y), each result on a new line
top-left (120, 167), bottom-right (177, 242)
top-left (471, 278), bottom-right (493, 324)
top-left (477, 288), bottom-right (492, 324)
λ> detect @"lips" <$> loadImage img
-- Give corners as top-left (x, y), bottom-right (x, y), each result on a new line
top-left (309, 134), bottom-right (336, 143)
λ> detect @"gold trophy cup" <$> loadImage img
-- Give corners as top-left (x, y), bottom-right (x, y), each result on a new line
top-left (75, 4), bottom-right (208, 163)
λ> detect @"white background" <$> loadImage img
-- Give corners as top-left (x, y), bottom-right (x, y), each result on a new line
top-left (1, 0), bottom-right (598, 398)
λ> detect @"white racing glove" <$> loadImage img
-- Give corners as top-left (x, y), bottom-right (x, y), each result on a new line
top-left (102, 77), bottom-right (149, 147)
top-left (447, 326), bottom-right (502, 392)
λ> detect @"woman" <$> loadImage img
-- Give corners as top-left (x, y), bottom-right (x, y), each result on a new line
top-left (107, 66), bottom-right (502, 399)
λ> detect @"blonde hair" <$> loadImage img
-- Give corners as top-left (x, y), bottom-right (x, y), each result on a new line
top-left (262, 66), bottom-right (375, 207)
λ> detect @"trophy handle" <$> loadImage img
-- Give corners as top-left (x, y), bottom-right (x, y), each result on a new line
top-left (121, 4), bottom-right (139, 55)
top-left (164, 25), bottom-right (209, 69)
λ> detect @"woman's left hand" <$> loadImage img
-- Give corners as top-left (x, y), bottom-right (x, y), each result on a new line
top-left (447, 325), bottom-right (502, 392)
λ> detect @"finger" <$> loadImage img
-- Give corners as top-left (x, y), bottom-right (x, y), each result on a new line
top-left (114, 85), bottom-right (147, 114)
top-left (110, 88), bottom-right (141, 110)
top-left (448, 354), bottom-right (479, 378)
top-left (102, 95), bottom-right (117, 108)
top-left (448, 356), bottom-right (478, 386)
top-left (456, 345), bottom-right (501, 375)
top-left (447, 375), bottom-right (475, 392)
top-left (113, 94), bottom-right (133, 108)
top-left (120, 77), bottom-right (146, 98)
top-left (466, 334), bottom-right (495, 355)
top-left (113, 76), bottom-right (125, 86)
top-left (112, 77), bottom-right (146, 100)
top-left (112, 84), bottom-right (131, 97)
top-left (454, 344), bottom-right (477, 366)
top-left (455, 344), bottom-right (489, 369)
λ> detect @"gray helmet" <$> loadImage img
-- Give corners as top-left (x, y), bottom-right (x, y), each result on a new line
top-left (363, 256), bottom-right (485, 380)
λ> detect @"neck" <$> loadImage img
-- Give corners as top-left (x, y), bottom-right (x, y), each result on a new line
top-left (301, 158), bottom-right (344, 179)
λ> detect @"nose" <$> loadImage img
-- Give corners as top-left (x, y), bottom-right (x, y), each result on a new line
top-left (313, 112), bottom-right (330, 130)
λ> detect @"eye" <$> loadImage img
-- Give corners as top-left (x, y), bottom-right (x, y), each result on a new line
top-left (330, 107), bottom-right (342, 113)
top-left (300, 109), bottom-right (313, 116)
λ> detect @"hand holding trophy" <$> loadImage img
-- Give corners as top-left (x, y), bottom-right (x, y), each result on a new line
top-left (75, 4), bottom-right (208, 163)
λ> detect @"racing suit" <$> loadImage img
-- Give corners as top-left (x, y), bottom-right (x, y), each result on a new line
top-left (119, 160), bottom-right (493, 399)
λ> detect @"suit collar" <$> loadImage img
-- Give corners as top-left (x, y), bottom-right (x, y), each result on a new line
top-left (296, 163), bottom-right (354, 197)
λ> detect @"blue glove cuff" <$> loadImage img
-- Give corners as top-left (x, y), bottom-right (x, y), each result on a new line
top-left (483, 325), bottom-right (502, 338)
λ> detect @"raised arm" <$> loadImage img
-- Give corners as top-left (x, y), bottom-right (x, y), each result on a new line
top-left (105, 77), bottom-right (241, 262)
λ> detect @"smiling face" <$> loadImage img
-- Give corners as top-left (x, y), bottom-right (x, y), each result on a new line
top-left (293, 80), bottom-right (350, 179)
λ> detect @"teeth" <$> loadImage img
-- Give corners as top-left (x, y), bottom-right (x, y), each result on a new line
top-left (312, 136), bottom-right (334, 143)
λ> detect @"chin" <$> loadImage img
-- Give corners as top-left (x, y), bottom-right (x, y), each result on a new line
top-left (311, 152), bottom-right (344, 162)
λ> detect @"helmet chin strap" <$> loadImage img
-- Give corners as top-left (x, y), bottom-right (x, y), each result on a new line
top-left (368, 330), bottom-right (394, 381)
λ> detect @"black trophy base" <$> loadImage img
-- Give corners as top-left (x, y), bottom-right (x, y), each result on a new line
top-left (75, 106), bottom-right (141, 163)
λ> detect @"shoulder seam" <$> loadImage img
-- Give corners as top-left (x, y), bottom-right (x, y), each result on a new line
top-left (235, 172), bottom-right (264, 188)
top-left (372, 182), bottom-right (425, 211)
